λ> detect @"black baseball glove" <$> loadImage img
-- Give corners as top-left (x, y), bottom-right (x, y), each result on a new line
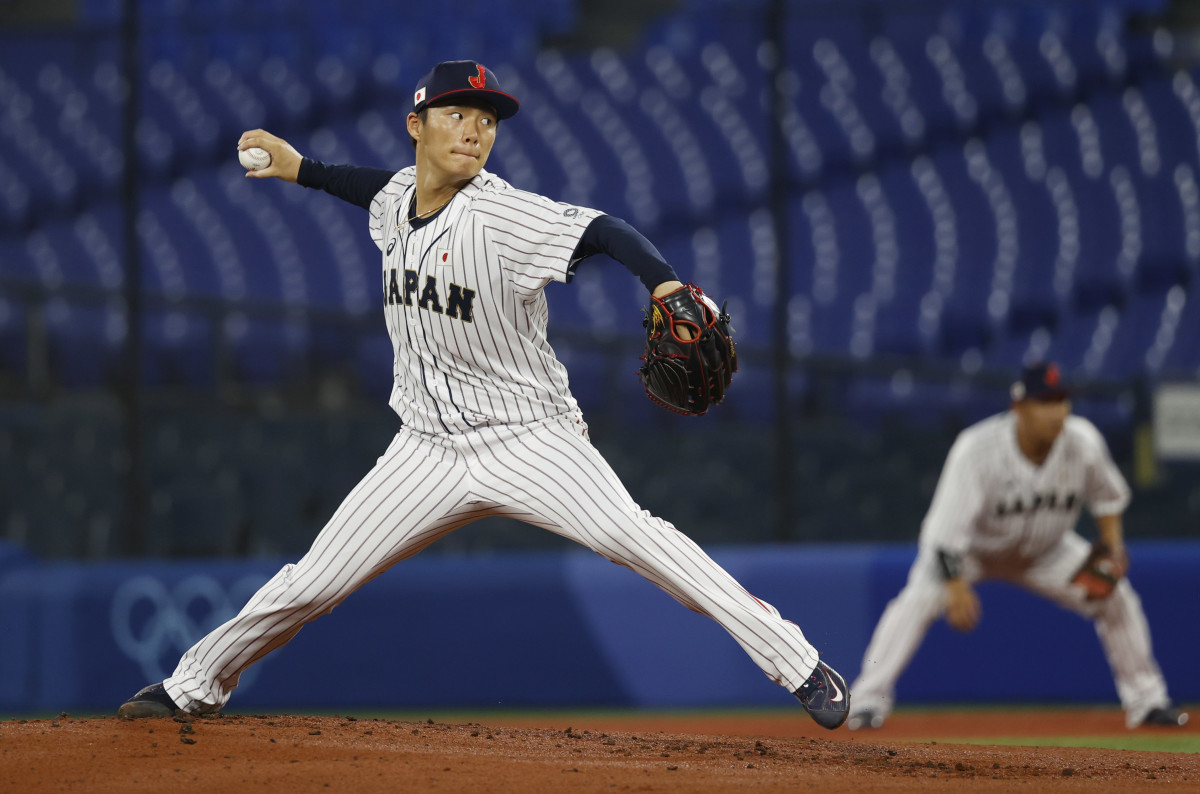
top-left (638, 283), bottom-right (737, 416)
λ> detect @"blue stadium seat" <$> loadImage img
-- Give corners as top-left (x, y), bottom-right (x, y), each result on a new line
top-left (1088, 86), bottom-right (1144, 170)
top-left (581, 44), bottom-right (731, 218)
top-left (2, 0), bottom-right (1192, 408)
top-left (298, 192), bottom-right (379, 316)
top-left (142, 58), bottom-right (224, 165)
top-left (487, 69), bottom-right (569, 204)
top-left (196, 58), bottom-right (269, 136)
top-left (0, 103), bottom-right (79, 214)
top-left (23, 224), bottom-right (99, 290)
top-left (705, 212), bottom-right (774, 349)
top-left (1037, 105), bottom-right (1127, 311)
top-left (788, 188), bottom-right (849, 355)
top-left (192, 172), bottom-right (286, 303)
top-left (783, 16), bottom-right (880, 172)
top-left (879, 11), bottom-right (971, 139)
top-left (166, 176), bottom-right (250, 302)
top-left (519, 52), bottom-right (639, 222)
top-left (986, 325), bottom-right (1046, 371)
top-left (983, 122), bottom-right (1062, 333)
top-left (817, 23), bottom-right (912, 157)
top-left (1008, 22), bottom-right (1078, 109)
top-left (1142, 72), bottom-right (1200, 173)
top-left (1158, 285), bottom-right (1200, 374)
top-left (871, 162), bottom-right (936, 356)
top-left (638, 29), bottom-right (767, 208)
top-left (923, 142), bottom-right (998, 356)
top-left (955, 28), bottom-right (1025, 119)
top-left (139, 188), bottom-right (202, 298)
top-left (1100, 285), bottom-right (1174, 379)
top-left (1064, 14), bottom-right (1128, 88)
top-left (612, 59), bottom-right (714, 220)
top-left (1046, 304), bottom-right (1111, 374)
top-left (27, 61), bottom-right (123, 196)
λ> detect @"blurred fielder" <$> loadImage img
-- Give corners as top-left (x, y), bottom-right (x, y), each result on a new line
top-left (118, 60), bottom-right (849, 728)
top-left (848, 362), bottom-right (1187, 730)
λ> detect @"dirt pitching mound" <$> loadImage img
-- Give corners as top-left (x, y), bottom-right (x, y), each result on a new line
top-left (2, 712), bottom-right (1197, 793)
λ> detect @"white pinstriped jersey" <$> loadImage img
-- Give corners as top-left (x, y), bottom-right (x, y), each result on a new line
top-left (919, 412), bottom-right (1131, 559)
top-left (367, 167), bottom-right (603, 434)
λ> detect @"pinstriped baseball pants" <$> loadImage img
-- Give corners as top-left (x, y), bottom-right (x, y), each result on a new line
top-left (850, 540), bottom-right (1173, 727)
top-left (165, 412), bottom-right (821, 713)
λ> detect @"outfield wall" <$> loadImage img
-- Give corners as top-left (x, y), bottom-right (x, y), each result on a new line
top-left (0, 541), bottom-right (1195, 714)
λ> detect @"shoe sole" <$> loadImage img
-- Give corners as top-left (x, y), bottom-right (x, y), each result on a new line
top-left (811, 711), bottom-right (849, 730)
top-left (804, 698), bottom-right (850, 730)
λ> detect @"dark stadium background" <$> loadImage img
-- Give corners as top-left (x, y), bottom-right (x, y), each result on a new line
top-left (0, 0), bottom-right (1197, 715)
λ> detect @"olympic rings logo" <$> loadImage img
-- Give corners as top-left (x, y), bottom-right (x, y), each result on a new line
top-left (110, 574), bottom-right (267, 684)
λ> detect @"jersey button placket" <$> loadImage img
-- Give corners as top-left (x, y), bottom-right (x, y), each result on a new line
top-left (406, 246), bottom-right (419, 327)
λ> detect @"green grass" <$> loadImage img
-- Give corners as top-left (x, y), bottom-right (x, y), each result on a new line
top-left (936, 735), bottom-right (1200, 753)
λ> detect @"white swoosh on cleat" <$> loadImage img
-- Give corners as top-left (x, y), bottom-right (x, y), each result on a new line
top-left (826, 671), bottom-right (844, 703)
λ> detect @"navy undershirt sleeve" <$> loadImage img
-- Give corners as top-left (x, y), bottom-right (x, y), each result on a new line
top-left (570, 214), bottom-right (678, 292)
top-left (297, 158), bottom-right (395, 210)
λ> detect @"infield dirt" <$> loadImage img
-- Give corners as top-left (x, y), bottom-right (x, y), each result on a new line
top-left (1, 709), bottom-right (1197, 792)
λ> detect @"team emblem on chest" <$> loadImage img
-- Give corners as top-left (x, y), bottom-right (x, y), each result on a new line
top-left (384, 267), bottom-right (476, 322)
top-left (994, 490), bottom-right (1078, 517)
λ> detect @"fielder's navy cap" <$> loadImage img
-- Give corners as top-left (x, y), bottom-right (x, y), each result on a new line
top-left (1011, 361), bottom-right (1070, 402)
top-left (412, 60), bottom-right (520, 120)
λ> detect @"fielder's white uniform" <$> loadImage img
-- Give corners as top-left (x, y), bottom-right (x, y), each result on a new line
top-left (850, 411), bottom-right (1174, 727)
top-left (162, 167), bottom-right (821, 713)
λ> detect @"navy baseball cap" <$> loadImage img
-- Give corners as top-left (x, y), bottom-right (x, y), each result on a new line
top-left (412, 60), bottom-right (520, 120)
top-left (1010, 361), bottom-right (1070, 402)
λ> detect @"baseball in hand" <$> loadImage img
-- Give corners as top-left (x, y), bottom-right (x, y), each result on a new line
top-left (238, 146), bottom-right (271, 171)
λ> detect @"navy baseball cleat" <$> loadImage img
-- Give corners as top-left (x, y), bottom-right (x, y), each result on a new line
top-left (1140, 707), bottom-right (1189, 727)
top-left (118, 683), bottom-right (181, 719)
top-left (794, 660), bottom-right (850, 730)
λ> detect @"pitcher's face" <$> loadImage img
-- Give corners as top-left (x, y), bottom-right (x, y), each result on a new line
top-left (410, 102), bottom-right (498, 183)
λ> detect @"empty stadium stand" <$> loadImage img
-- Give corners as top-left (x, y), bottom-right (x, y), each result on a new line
top-left (1, 0), bottom-right (1197, 556)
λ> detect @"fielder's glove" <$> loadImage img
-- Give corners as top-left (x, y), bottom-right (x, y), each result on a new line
top-left (638, 283), bottom-right (737, 416)
top-left (1070, 541), bottom-right (1128, 601)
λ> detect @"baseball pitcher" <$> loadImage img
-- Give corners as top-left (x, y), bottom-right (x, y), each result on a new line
top-left (118, 60), bottom-right (849, 728)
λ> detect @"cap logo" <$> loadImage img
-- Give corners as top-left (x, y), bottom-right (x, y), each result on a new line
top-left (414, 86), bottom-right (426, 106)
top-left (468, 64), bottom-right (487, 89)
top-left (1045, 363), bottom-right (1060, 387)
